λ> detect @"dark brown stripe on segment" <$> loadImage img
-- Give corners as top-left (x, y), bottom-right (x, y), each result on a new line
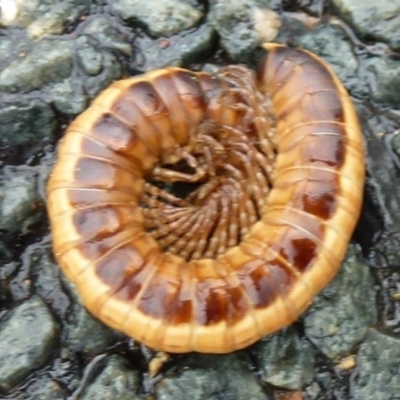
top-left (276, 89), bottom-right (344, 123)
top-left (272, 72), bottom-right (338, 107)
top-left (272, 228), bottom-right (318, 273)
top-left (274, 165), bottom-right (340, 183)
top-left (67, 189), bottom-right (135, 209)
top-left (171, 70), bottom-right (206, 119)
top-left (266, 47), bottom-right (334, 97)
top-left (194, 278), bottom-right (228, 325)
top-left (104, 92), bottom-right (145, 127)
top-left (256, 50), bottom-right (293, 95)
top-left (113, 251), bottom-right (160, 301)
top-left (225, 279), bottom-right (253, 322)
top-left (119, 80), bottom-right (173, 152)
top-left (73, 157), bottom-right (111, 188)
top-left (238, 241), bottom-right (299, 286)
top-left (292, 180), bottom-right (338, 220)
top-left (76, 228), bottom-right (141, 262)
top-left (274, 166), bottom-right (340, 188)
top-left (166, 268), bottom-right (193, 325)
top-left (193, 276), bottom-right (253, 326)
top-left (73, 206), bottom-right (131, 238)
top-left (150, 72), bottom-right (191, 142)
top-left (95, 242), bottom-right (147, 288)
top-left (107, 93), bottom-right (163, 157)
top-left (89, 112), bottom-right (139, 153)
top-left (235, 258), bottom-right (292, 309)
top-left (114, 265), bottom-right (154, 302)
top-left (123, 80), bottom-right (166, 118)
top-left (73, 157), bottom-right (139, 193)
top-left (264, 208), bottom-right (325, 242)
top-left (136, 255), bottom-right (185, 319)
top-left (302, 90), bottom-right (344, 123)
top-left (112, 81), bottom-right (168, 148)
top-left (137, 273), bottom-right (181, 319)
top-left (300, 134), bottom-right (346, 168)
top-left (78, 134), bottom-right (141, 172)
top-left (94, 90), bottom-right (161, 157)
top-left (280, 121), bottom-right (348, 147)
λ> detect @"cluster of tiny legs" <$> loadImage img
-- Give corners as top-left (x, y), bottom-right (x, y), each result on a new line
top-left (142, 65), bottom-right (277, 261)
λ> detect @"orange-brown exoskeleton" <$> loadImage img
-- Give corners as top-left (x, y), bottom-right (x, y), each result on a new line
top-left (47, 43), bottom-right (365, 353)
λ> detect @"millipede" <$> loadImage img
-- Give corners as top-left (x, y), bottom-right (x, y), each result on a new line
top-left (47, 43), bottom-right (365, 353)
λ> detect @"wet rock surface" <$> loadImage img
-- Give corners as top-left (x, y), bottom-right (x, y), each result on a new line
top-left (78, 355), bottom-right (142, 400)
top-left (61, 277), bottom-right (124, 356)
top-left (133, 23), bottom-right (216, 71)
top-left (304, 245), bottom-right (378, 359)
top-left (350, 329), bottom-right (400, 400)
top-left (16, 377), bottom-right (66, 400)
top-left (331, 0), bottom-right (400, 50)
top-left (209, 0), bottom-right (281, 61)
top-left (0, 166), bottom-right (44, 234)
top-left (1, 0), bottom-right (400, 399)
top-left (361, 56), bottom-right (400, 107)
top-left (108, 0), bottom-right (204, 38)
top-left (0, 99), bottom-right (55, 162)
top-left (0, 39), bottom-right (74, 94)
top-left (0, 296), bottom-right (59, 392)
top-left (251, 327), bottom-right (316, 390)
top-left (0, 0), bottom-right (91, 39)
top-left (156, 354), bottom-right (269, 400)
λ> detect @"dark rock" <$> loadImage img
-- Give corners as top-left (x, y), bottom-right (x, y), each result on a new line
top-left (357, 108), bottom-right (400, 266)
top-left (49, 34), bottom-right (123, 115)
top-left (27, 241), bottom-right (71, 318)
top-left (61, 278), bottom-right (123, 355)
top-left (79, 45), bottom-right (122, 100)
top-left (133, 24), bottom-right (216, 71)
top-left (108, 0), bottom-right (204, 37)
top-left (350, 329), bottom-right (400, 400)
top-left (79, 15), bottom-right (133, 57)
top-left (209, 0), bottom-right (280, 62)
top-left (49, 79), bottom-right (88, 116)
top-left (0, 99), bottom-right (55, 159)
top-left (0, 0), bottom-right (91, 40)
top-left (0, 40), bottom-right (73, 93)
top-left (156, 354), bottom-right (268, 400)
top-left (10, 376), bottom-right (66, 400)
top-left (79, 355), bottom-right (142, 400)
top-left (304, 246), bottom-right (378, 359)
top-left (361, 56), bottom-right (400, 107)
top-left (331, 0), bottom-right (400, 50)
top-left (251, 327), bottom-right (315, 390)
top-left (0, 296), bottom-right (59, 391)
top-left (0, 166), bottom-right (44, 234)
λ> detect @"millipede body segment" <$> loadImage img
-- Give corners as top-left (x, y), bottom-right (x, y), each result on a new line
top-left (47, 43), bottom-right (365, 353)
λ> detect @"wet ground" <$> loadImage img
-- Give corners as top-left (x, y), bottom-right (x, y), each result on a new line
top-left (1, 0), bottom-right (400, 399)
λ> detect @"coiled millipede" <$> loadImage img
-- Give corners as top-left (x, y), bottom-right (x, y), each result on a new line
top-left (47, 43), bottom-right (365, 354)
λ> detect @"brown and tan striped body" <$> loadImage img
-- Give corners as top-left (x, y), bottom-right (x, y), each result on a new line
top-left (47, 43), bottom-right (365, 353)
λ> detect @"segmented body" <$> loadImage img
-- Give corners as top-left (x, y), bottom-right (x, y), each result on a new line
top-left (47, 43), bottom-right (365, 353)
